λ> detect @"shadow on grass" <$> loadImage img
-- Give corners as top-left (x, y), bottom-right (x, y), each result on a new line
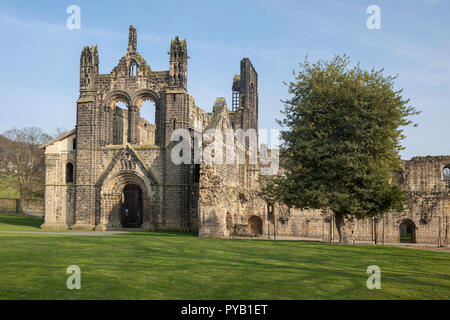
top-left (115, 231), bottom-right (198, 238)
top-left (0, 213), bottom-right (42, 229)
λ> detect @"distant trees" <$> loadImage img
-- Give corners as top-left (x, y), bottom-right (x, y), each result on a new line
top-left (263, 55), bottom-right (419, 243)
top-left (53, 127), bottom-right (68, 138)
top-left (0, 127), bottom-right (52, 212)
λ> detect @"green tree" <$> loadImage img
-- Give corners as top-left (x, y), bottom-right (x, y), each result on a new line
top-left (0, 127), bottom-right (51, 211)
top-left (263, 55), bottom-right (419, 243)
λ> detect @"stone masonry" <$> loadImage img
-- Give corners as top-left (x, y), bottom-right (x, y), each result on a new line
top-left (40, 26), bottom-right (450, 245)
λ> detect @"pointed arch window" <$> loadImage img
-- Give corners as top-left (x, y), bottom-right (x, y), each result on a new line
top-left (129, 61), bottom-right (138, 77)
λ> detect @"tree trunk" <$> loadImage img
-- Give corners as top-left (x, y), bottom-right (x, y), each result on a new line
top-left (334, 213), bottom-right (348, 244)
top-left (18, 189), bottom-right (24, 214)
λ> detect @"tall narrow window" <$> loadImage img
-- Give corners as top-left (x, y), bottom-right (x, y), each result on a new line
top-left (194, 164), bottom-right (200, 183)
top-left (129, 62), bottom-right (137, 77)
top-left (232, 90), bottom-right (240, 112)
top-left (66, 163), bottom-right (74, 183)
top-left (443, 166), bottom-right (450, 181)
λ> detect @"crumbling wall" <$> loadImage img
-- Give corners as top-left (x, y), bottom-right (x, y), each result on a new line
top-left (198, 161), bottom-right (268, 238)
top-left (267, 156), bottom-right (450, 245)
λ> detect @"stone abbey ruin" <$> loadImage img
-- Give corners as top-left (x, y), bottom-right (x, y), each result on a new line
top-left (40, 26), bottom-right (450, 245)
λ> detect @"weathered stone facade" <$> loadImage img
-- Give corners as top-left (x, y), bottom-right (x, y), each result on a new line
top-left (198, 154), bottom-right (449, 245)
top-left (41, 26), bottom-right (449, 245)
top-left (40, 26), bottom-right (259, 233)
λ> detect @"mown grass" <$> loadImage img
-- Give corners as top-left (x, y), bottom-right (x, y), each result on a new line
top-left (0, 213), bottom-right (86, 232)
top-left (0, 213), bottom-right (43, 231)
top-left (0, 230), bottom-right (448, 300)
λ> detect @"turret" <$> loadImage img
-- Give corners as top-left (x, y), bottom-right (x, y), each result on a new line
top-left (240, 58), bottom-right (258, 132)
top-left (128, 25), bottom-right (137, 52)
top-left (80, 45), bottom-right (99, 93)
top-left (169, 36), bottom-right (188, 88)
top-left (231, 58), bottom-right (258, 133)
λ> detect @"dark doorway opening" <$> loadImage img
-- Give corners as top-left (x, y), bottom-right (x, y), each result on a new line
top-left (121, 184), bottom-right (143, 228)
top-left (248, 216), bottom-right (263, 235)
top-left (399, 219), bottom-right (416, 243)
top-left (66, 163), bottom-right (74, 183)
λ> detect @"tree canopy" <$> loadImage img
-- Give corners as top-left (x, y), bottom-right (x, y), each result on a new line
top-left (263, 55), bottom-right (419, 243)
top-left (0, 127), bottom-right (51, 210)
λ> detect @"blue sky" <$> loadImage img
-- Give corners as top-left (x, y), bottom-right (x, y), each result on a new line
top-left (0, 0), bottom-right (448, 159)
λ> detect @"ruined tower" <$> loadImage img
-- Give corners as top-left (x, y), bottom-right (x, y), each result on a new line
top-left (128, 25), bottom-right (137, 52)
top-left (231, 58), bottom-right (258, 134)
top-left (72, 44), bottom-right (102, 229)
top-left (169, 36), bottom-right (188, 89)
top-left (80, 46), bottom-right (99, 93)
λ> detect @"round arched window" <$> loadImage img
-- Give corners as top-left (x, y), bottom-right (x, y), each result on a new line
top-left (129, 61), bottom-right (137, 77)
top-left (443, 166), bottom-right (450, 181)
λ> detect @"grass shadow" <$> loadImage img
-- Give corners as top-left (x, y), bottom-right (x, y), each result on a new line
top-left (0, 213), bottom-right (42, 230)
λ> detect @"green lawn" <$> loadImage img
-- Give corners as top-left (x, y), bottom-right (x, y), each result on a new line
top-left (0, 213), bottom-right (93, 233)
top-left (0, 213), bottom-right (44, 231)
top-left (0, 229), bottom-right (449, 300)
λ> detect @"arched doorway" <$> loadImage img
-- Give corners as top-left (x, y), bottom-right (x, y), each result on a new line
top-left (121, 184), bottom-right (143, 228)
top-left (399, 219), bottom-right (416, 243)
top-left (248, 216), bottom-right (263, 235)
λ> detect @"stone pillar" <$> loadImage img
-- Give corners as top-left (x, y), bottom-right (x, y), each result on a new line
top-left (141, 191), bottom-right (153, 230)
top-left (104, 106), bottom-right (113, 145)
top-left (128, 105), bottom-right (140, 144)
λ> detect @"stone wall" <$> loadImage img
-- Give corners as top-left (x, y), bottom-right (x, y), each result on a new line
top-left (198, 154), bottom-right (450, 246)
top-left (261, 156), bottom-right (450, 245)
top-left (0, 198), bottom-right (44, 214)
top-left (40, 25), bottom-right (449, 245)
top-left (0, 199), bottom-right (17, 213)
top-left (41, 133), bottom-right (76, 229)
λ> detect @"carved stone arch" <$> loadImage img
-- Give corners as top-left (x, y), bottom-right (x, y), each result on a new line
top-left (104, 90), bottom-right (133, 144)
top-left (128, 58), bottom-right (140, 77)
top-left (131, 89), bottom-right (160, 107)
top-left (128, 57), bottom-right (140, 67)
top-left (103, 170), bottom-right (154, 197)
top-left (132, 89), bottom-right (162, 145)
top-left (99, 171), bottom-right (155, 229)
top-left (105, 90), bottom-right (132, 108)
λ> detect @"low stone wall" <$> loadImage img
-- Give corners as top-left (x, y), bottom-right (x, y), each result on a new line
top-left (0, 198), bottom-right (44, 214)
top-left (0, 199), bottom-right (17, 213)
top-left (23, 199), bottom-right (45, 214)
